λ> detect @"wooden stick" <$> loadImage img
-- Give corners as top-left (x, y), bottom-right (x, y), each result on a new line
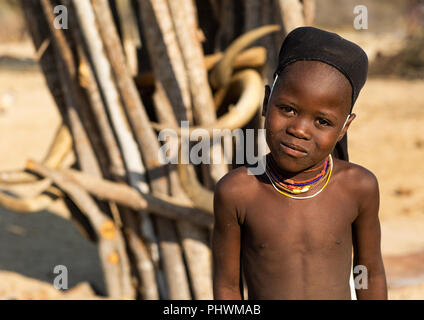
top-left (72, 0), bottom-right (162, 299)
top-left (77, 48), bottom-right (126, 179)
top-left (43, 125), bottom-right (73, 168)
top-left (19, 0), bottom-right (67, 116)
top-left (40, 0), bottom-right (134, 299)
top-left (214, 0), bottom-right (234, 52)
top-left (167, 0), bottom-right (215, 125)
top-left (152, 79), bottom-right (214, 299)
top-left (0, 189), bottom-right (59, 213)
top-left (303, 0), bottom-right (316, 25)
top-left (138, 0), bottom-right (193, 123)
top-left (57, 166), bottom-right (214, 227)
top-left (0, 124), bottom-right (71, 184)
top-left (167, 0), bottom-right (228, 185)
top-left (40, 0), bottom-right (102, 178)
top-left (26, 160), bottom-right (132, 299)
top-left (275, 0), bottom-right (305, 33)
top-left (92, 0), bottom-right (192, 299)
top-left (244, 0), bottom-right (262, 33)
top-left (91, 0), bottom-right (169, 192)
top-left (18, 0), bottom-right (108, 247)
top-left (71, 0), bottom-right (158, 247)
top-left (118, 206), bottom-right (159, 299)
top-left (114, 0), bottom-right (140, 75)
top-left (68, 15), bottom-right (161, 298)
top-left (260, 22), bottom-right (284, 79)
top-left (71, 0), bottom-right (149, 191)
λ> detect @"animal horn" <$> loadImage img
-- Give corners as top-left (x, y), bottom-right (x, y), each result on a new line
top-left (152, 69), bottom-right (263, 136)
top-left (209, 24), bottom-right (280, 89)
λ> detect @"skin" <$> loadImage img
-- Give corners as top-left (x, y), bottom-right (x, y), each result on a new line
top-left (212, 61), bottom-right (387, 300)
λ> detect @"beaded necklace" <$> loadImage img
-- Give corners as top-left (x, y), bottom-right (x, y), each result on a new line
top-left (263, 154), bottom-right (333, 199)
top-left (268, 155), bottom-right (328, 186)
top-left (267, 154), bottom-right (330, 194)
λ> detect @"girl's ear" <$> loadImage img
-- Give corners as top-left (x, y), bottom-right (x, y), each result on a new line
top-left (262, 85), bottom-right (271, 116)
top-left (337, 113), bottom-right (356, 142)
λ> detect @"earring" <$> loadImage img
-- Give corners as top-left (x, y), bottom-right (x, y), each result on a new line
top-left (269, 74), bottom-right (279, 99)
top-left (341, 114), bottom-right (350, 130)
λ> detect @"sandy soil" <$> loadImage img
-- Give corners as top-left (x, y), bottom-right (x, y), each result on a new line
top-left (0, 42), bottom-right (106, 298)
top-left (348, 78), bottom-right (424, 299)
top-left (0, 35), bottom-right (423, 299)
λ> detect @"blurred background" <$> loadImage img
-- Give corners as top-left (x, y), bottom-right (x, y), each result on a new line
top-left (0, 0), bottom-right (423, 299)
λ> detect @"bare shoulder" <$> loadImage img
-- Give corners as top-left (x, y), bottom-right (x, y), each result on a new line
top-left (333, 158), bottom-right (380, 213)
top-left (214, 166), bottom-right (259, 201)
top-left (334, 159), bottom-right (378, 187)
top-left (214, 166), bottom-right (259, 222)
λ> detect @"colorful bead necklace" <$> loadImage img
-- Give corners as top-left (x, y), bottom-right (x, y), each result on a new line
top-left (267, 154), bottom-right (330, 194)
top-left (263, 154), bottom-right (333, 200)
top-left (268, 155), bottom-right (328, 186)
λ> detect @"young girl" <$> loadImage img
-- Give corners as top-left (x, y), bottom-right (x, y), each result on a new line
top-left (212, 27), bottom-right (387, 300)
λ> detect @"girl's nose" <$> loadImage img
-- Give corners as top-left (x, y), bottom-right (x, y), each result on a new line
top-left (286, 118), bottom-right (311, 140)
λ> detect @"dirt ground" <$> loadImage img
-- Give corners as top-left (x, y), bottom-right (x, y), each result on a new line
top-left (0, 30), bottom-right (423, 300)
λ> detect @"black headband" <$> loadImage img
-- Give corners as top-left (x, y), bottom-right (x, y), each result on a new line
top-left (275, 26), bottom-right (369, 109)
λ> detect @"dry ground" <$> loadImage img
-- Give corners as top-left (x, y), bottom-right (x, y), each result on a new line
top-left (0, 35), bottom-right (423, 299)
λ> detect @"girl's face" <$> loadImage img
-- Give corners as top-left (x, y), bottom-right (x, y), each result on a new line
top-left (262, 61), bottom-right (356, 173)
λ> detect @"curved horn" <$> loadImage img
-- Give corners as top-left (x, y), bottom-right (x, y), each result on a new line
top-left (209, 24), bottom-right (280, 89)
top-left (205, 46), bottom-right (267, 71)
top-left (231, 46), bottom-right (267, 69)
top-left (177, 162), bottom-right (214, 214)
top-left (159, 136), bottom-right (214, 214)
top-left (152, 69), bottom-right (263, 136)
top-left (135, 46), bottom-right (268, 90)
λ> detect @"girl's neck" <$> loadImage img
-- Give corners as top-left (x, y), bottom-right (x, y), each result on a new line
top-left (267, 153), bottom-right (328, 183)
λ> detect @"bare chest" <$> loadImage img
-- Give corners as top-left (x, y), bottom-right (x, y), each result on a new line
top-left (241, 180), bottom-right (359, 255)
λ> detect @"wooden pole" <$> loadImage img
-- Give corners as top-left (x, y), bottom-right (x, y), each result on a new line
top-left (71, 0), bottom-right (161, 299)
top-left (152, 82), bottom-right (214, 299)
top-left (40, 0), bottom-right (134, 299)
top-left (90, 0), bottom-right (192, 299)
top-left (275, 0), bottom-right (305, 33)
top-left (138, 0), bottom-right (193, 123)
top-left (26, 160), bottom-right (133, 299)
top-left (70, 0), bottom-right (158, 252)
top-left (167, 0), bottom-right (228, 186)
top-left (303, 0), bottom-right (316, 25)
top-left (77, 48), bottom-right (126, 180)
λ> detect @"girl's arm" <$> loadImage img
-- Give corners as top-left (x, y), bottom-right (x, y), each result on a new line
top-left (212, 175), bottom-right (243, 300)
top-left (352, 169), bottom-right (388, 300)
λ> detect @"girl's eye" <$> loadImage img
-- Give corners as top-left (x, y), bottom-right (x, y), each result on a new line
top-left (278, 105), bottom-right (295, 114)
top-left (318, 118), bottom-right (330, 126)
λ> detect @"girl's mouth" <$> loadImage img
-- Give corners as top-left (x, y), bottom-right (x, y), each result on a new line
top-left (280, 142), bottom-right (308, 158)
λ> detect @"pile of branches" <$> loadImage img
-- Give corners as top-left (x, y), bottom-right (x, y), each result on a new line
top-left (0, 0), bottom-right (314, 299)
